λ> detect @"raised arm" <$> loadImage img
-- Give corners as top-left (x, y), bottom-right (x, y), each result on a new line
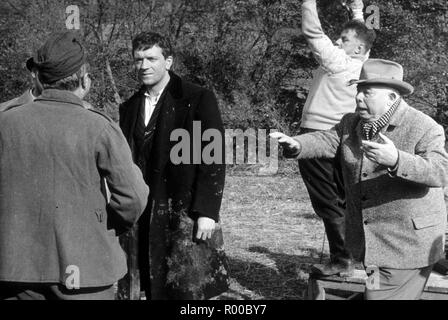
top-left (301, 0), bottom-right (363, 74)
top-left (341, 0), bottom-right (364, 22)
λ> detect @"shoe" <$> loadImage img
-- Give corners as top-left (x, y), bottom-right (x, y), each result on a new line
top-left (311, 258), bottom-right (354, 277)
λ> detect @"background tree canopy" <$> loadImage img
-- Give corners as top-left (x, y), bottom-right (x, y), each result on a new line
top-left (0, 0), bottom-right (447, 135)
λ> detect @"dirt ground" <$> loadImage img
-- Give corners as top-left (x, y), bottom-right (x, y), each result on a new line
top-left (217, 165), bottom-right (331, 300)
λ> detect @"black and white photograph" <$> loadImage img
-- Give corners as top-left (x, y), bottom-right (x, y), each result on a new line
top-left (0, 0), bottom-right (447, 308)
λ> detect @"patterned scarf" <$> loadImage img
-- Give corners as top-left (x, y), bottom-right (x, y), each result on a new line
top-left (362, 97), bottom-right (401, 140)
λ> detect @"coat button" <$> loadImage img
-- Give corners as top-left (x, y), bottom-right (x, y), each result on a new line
top-left (362, 172), bottom-right (368, 178)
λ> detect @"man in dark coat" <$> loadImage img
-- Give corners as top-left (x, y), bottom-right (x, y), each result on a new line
top-left (0, 31), bottom-right (149, 300)
top-left (119, 31), bottom-right (229, 300)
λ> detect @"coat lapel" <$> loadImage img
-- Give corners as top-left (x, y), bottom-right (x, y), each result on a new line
top-left (151, 72), bottom-right (190, 173)
top-left (122, 87), bottom-right (145, 156)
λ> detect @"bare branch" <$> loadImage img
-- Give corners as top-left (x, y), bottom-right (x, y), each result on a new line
top-left (5, 0), bottom-right (27, 18)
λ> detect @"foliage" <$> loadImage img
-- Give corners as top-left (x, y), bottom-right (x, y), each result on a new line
top-left (0, 0), bottom-right (447, 134)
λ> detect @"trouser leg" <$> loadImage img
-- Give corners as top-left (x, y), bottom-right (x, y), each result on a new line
top-left (298, 152), bottom-right (351, 261)
top-left (0, 282), bottom-right (47, 300)
top-left (139, 203), bottom-right (170, 300)
top-left (364, 265), bottom-right (433, 300)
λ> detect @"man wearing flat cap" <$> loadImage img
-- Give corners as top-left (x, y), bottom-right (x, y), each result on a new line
top-left (0, 31), bottom-right (149, 300)
top-left (272, 59), bottom-right (448, 299)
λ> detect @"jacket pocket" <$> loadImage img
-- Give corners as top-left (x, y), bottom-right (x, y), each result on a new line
top-left (412, 215), bottom-right (441, 230)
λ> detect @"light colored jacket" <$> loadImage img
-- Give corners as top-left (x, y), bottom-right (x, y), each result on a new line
top-left (294, 100), bottom-right (448, 269)
top-left (300, 0), bottom-right (368, 130)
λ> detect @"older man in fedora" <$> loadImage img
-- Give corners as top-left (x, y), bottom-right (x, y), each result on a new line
top-left (0, 31), bottom-right (149, 300)
top-left (272, 59), bottom-right (448, 300)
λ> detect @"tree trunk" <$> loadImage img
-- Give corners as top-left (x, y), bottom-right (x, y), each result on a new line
top-left (105, 57), bottom-right (122, 106)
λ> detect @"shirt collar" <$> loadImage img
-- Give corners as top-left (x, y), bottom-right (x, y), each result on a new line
top-left (144, 82), bottom-right (168, 101)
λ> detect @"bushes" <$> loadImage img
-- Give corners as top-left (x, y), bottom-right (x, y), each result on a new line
top-left (0, 0), bottom-right (446, 135)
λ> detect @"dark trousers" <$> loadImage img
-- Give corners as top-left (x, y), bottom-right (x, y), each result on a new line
top-left (298, 128), bottom-right (351, 261)
top-left (0, 282), bottom-right (115, 300)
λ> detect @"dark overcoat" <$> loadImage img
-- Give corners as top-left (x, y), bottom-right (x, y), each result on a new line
top-left (119, 71), bottom-right (229, 299)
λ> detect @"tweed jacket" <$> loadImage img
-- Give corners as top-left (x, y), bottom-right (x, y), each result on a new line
top-left (294, 100), bottom-right (448, 269)
top-left (0, 89), bottom-right (35, 112)
top-left (0, 89), bottom-right (149, 287)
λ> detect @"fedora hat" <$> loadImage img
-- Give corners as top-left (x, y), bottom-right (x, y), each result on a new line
top-left (349, 59), bottom-right (414, 96)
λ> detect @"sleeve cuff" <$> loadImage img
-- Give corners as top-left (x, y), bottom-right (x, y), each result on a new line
top-left (283, 139), bottom-right (302, 159)
top-left (387, 153), bottom-right (400, 177)
top-left (349, 0), bottom-right (365, 21)
top-left (191, 210), bottom-right (219, 223)
top-left (352, 9), bottom-right (364, 22)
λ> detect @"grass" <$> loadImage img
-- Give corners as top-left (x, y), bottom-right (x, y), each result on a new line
top-left (217, 161), bottom-right (331, 300)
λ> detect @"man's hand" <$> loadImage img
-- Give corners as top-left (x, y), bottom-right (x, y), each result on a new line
top-left (341, 0), bottom-right (364, 21)
top-left (361, 133), bottom-right (398, 167)
top-left (196, 217), bottom-right (216, 241)
top-left (270, 132), bottom-right (301, 156)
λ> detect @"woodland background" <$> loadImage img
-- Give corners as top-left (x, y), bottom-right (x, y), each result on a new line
top-left (0, 0), bottom-right (447, 136)
top-left (1, 0), bottom-right (448, 300)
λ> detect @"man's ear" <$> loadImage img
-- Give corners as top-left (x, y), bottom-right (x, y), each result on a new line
top-left (389, 91), bottom-right (399, 103)
top-left (166, 55), bottom-right (173, 70)
top-left (356, 43), bottom-right (364, 55)
top-left (81, 73), bottom-right (90, 90)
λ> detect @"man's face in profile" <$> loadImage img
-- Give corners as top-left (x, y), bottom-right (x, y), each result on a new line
top-left (133, 45), bottom-right (173, 88)
top-left (335, 29), bottom-right (363, 56)
top-left (355, 85), bottom-right (397, 122)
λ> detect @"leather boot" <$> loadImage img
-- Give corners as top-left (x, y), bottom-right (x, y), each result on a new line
top-left (311, 219), bottom-right (354, 277)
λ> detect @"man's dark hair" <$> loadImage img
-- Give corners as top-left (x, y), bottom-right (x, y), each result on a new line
top-left (40, 63), bottom-right (89, 91)
top-left (342, 20), bottom-right (377, 52)
top-left (132, 32), bottom-right (173, 58)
